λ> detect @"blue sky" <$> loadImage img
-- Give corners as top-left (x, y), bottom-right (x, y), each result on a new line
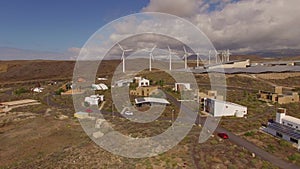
top-left (0, 0), bottom-right (148, 52)
top-left (0, 0), bottom-right (299, 59)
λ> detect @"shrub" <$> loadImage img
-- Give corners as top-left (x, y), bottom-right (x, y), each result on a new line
top-left (55, 88), bottom-right (65, 95)
top-left (14, 88), bottom-right (29, 95)
top-left (244, 131), bottom-right (255, 137)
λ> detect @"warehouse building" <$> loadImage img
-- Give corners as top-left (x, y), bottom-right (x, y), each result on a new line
top-left (203, 98), bottom-right (247, 117)
top-left (263, 108), bottom-right (300, 149)
top-left (204, 59), bottom-right (250, 69)
top-left (135, 97), bottom-right (170, 107)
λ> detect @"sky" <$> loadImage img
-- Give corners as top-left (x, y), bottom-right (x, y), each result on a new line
top-left (0, 0), bottom-right (300, 60)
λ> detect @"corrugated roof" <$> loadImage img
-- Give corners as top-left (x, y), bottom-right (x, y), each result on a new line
top-left (135, 97), bottom-right (170, 104)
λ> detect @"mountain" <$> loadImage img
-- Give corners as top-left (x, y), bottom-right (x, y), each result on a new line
top-left (0, 47), bottom-right (67, 60)
top-left (244, 49), bottom-right (300, 58)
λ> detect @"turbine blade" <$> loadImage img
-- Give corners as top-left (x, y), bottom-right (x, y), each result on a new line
top-left (117, 43), bottom-right (124, 51)
top-left (183, 46), bottom-right (187, 53)
top-left (151, 45), bottom-right (156, 52)
top-left (167, 45), bottom-right (171, 52)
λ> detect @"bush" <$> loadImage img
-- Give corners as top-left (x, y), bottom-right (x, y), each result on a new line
top-left (244, 131), bottom-right (255, 137)
top-left (55, 88), bottom-right (65, 95)
top-left (288, 153), bottom-right (300, 162)
top-left (14, 88), bottom-right (29, 95)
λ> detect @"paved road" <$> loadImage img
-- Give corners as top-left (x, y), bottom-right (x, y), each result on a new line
top-left (215, 127), bottom-right (300, 169)
top-left (71, 91), bottom-right (298, 169)
top-left (165, 92), bottom-right (300, 169)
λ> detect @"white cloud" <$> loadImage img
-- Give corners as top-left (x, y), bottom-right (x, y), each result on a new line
top-left (142, 0), bottom-right (300, 53)
top-left (142, 0), bottom-right (200, 17)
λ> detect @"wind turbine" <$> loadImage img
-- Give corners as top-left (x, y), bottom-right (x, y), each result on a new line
top-left (208, 50), bottom-right (212, 65)
top-left (226, 49), bottom-right (231, 62)
top-left (195, 52), bottom-right (200, 67)
top-left (167, 46), bottom-right (177, 71)
top-left (183, 46), bottom-right (192, 70)
top-left (117, 43), bottom-right (132, 73)
top-left (143, 45), bottom-right (156, 71)
top-left (215, 50), bottom-right (220, 63)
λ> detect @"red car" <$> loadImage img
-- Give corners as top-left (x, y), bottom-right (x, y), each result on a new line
top-left (218, 132), bottom-right (229, 139)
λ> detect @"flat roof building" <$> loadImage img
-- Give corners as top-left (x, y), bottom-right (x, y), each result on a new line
top-left (257, 86), bottom-right (299, 104)
top-left (130, 86), bottom-right (158, 97)
top-left (84, 95), bottom-right (104, 106)
top-left (203, 98), bottom-right (247, 117)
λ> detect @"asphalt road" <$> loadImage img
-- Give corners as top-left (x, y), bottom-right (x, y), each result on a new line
top-left (165, 92), bottom-right (300, 169)
top-left (47, 88), bottom-right (299, 169)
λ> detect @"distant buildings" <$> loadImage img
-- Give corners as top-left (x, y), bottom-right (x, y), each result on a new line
top-left (84, 95), bottom-right (104, 106)
top-left (113, 79), bottom-right (133, 87)
top-left (130, 86), bottom-right (158, 97)
top-left (198, 90), bottom-right (224, 103)
top-left (135, 97), bottom-right (170, 107)
top-left (203, 98), bottom-right (247, 117)
top-left (92, 83), bottom-right (108, 91)
top-left (130, 77), bottom-right (159, 97)
top-left (174, 83), bottom-right (191, 92)
top-left (138, 78), bottom-right (150, 87)
top-left (257, 86), bottom-right (299, 104)
top-left (32, 87), bottom-right (44, 93)
top-left (263, 108), bottom-right (300, 149)
top-left (205, 59), bottom-right (250, 69)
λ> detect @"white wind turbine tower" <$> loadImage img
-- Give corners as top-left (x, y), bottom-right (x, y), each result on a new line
top-left (143, 45), bottom-right (156, 71)
top-left (167, 46), bottom-right (176, 71)
top-left (117, 43), bottom-right (132, 73)
top-left (183, 46), bottom-right (192, 70)
top-left (195, 52), bottom-right (201, 67)
top-left (215, 50), bottom-right (220, 63)
top-left (221, 50), bottom-right (226, 62)
top-left (208, 50), bottom-right (212, 65)
top-left (226, 49), bottom-right (231, 62)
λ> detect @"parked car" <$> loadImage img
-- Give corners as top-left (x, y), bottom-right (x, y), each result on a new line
top-left (124, 111), bottom-right (133, 116)
top-left (218, 132), bottom-right (229, 139)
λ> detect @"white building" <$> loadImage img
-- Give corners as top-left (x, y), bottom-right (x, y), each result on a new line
top-left (92, 83), bottom-right (108, 91)
top-left (32, 87), bottom-right (44, 93)
top-left (84, 95), bottom-right (104, 106)
top-left (263, 108), bottom-right (300, 149)
top-left (275, 108), bottom-right (300, 129)
top-left (203, 98), bottom-right (247, 117)
top-left (174, 83), bottom-right (191, 91)
top-left (205, 59), bottom-right (250, 69)
top-left (135, 97), bottom-right (170, 107)
top-left (113, 79), bottom-right (133, 87)
top-left (97, 77), bottom-right (108, 81)
top-left (138, 78), bottom-right (150, 87)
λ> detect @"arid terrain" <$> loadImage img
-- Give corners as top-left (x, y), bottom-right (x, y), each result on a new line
top-left (0, 58), bottom-right (300, 168)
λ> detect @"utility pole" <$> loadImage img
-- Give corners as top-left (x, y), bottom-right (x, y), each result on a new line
top-left (171, 109), bottom-right (174, 130)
